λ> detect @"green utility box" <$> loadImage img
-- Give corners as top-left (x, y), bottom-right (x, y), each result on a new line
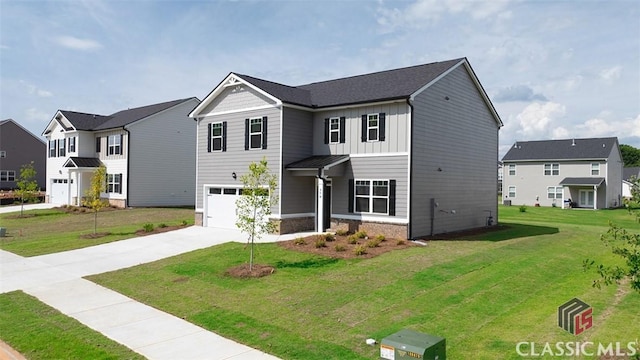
top-left (380, 329), bottom-right (446, 360)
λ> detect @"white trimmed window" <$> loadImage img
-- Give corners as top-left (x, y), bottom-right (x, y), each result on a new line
top-left (544, 163), bottom-right (559, 176)
top-left (508, 164), bottom-right (516, 176)
top-left (249, 118), bottom-right (263, 149)
top-left (367, 114), bottom-right (379, 141)
top-left (591, 163), bottom-right (600, 176)
top-left (68, 137), bottom-right (76, 152)
top-left (355, 180), bottom-right (389, 214)
top-left (1, 170), bottom-right (16, 182)
top-left (547, 186), bottom-right (563, 199)
top-left (107, 173), bottom-right (122, 194)
top-left (58, 138), bottom-right (66, 157)
top-left (329, 117), bottom-right (340, 143)
top-left (108, 135), bottom-right (122, 155)
top-left (508, 186), bottom-right (516, 198)
top-left (210, 122), bottom-right (223, 151)
top-left (0, 151), bottom-right (5, 158)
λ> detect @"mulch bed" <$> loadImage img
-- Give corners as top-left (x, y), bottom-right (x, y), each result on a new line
top-left (278, 233), bottom-right (418, 260)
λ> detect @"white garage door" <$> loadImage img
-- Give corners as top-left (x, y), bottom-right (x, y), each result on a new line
top-left (50, 179), bottom-right (70, 205)
top-left (206, 187), bottom-right (241, 228)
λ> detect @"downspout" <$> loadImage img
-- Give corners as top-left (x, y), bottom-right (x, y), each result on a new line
top-left (407, 98), bottom-right (414, 240)
top-left (124, 127), bottom-right (131, 208)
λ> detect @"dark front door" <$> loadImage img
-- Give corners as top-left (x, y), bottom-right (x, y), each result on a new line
top-left (323, 182), bottom-right (331, 230)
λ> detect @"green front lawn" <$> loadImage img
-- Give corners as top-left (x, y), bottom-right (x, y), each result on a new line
top-left (0, 291), bottom-right (144, 360)
top-left (0, 207), bottom-right (194, 256)
top-left (89, 206), bottom-right (640, 359)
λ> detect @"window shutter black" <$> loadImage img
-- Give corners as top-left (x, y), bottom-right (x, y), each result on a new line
top-left (361, 115), bottom-right (367, 142)
top-left (119, 134), bottom-right (123, 154)
top-left (222, 121), bottom-right (227, 152)
top-left (48, 141), bottom-right (52, 158)
top-left (244, 119), bottom-right (249, 150)
top-left (339, 117), bottom-right (346, 143)
top-left (119, 174), bottom-right (123, 194)
top-left (207, 123), bottom-right (212, 152)
top-left (96, 137), bottom-right (101, 153)
top-left (262, 116), bottom-right (268, 149)
top-left (389, 179), bottom-right (396, 216)
top-left (348, 179), bottom-right (354, 213)
top-left (324, 118), bottom-right (329, 144)
top-left (379, 113), bottom-right (386, 141)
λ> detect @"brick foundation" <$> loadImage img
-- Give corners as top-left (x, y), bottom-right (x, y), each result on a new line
top-left (278, 217), bottom-right (315, 234)
top-left (329, 218), bottom-right (407, 239)
top-left (107, 198), bottom-right (126, 208)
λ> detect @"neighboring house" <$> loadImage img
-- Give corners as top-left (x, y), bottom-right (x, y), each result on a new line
top-left (501, 137), bottom-right (623, 209)
top-left (622, 167), bottom-right (640, 199)
top-left (42, 98), bottom-right (200, 207)
top-left (0, 119), bottom-right (46, 190)
top-left (189, 58), bottom-right (503, 239)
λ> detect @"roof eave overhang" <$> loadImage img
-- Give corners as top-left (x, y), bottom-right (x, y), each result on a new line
top-left (283, 97), bottom-right (407, 113)
top-left (502, 158), bottom-right (609, 163)
top-left (189, 73), bottom-right (282, 119)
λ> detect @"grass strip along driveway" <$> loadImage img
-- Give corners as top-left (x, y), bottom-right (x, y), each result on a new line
top-left (0, 207), bottom-right (194, 256)
top-left (89, 206), bottom-right (640, 359)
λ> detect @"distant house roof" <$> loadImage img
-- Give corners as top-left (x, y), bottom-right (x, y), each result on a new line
top-left (0, 118), bottom-right (46, 144)
top-left (623, 167), bottom-right (640, 181)
top-left (501, 137), bottom-right (619, 162)
top-left (51, 98), bottom-right (197, 133)
top-left (559, 177), bottom-right (605, 186)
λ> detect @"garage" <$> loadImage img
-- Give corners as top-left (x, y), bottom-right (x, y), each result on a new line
top-left (205, 187), bottom-right (241, 228)
top-left (50, 178), bottom-right (71, 205)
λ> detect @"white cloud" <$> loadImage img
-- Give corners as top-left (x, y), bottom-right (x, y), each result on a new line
top-left (54, 35), bottom-right (102, 51)
top-left (516, 102), bottom-right (566, 139)
top-left (599, 66), bottom-right (622, 83)
top-left (575, 114), bottom-right (640, 138)
top-left (493, 85), bottom-right (547, 102)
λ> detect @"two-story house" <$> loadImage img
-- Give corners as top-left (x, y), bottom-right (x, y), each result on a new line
top-left (0, 119), bottom-right (46, 190)
top-left (501, 137), bottom-right (623, 209)
top-left (42, 98), bottom-right (200, 207)
top-left (189, 58), bottom-right (502, 239)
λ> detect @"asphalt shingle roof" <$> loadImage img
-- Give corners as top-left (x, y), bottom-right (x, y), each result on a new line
top-left (559, 177), bottom-right (605, 186)
top-left (237, 58), bottom-right (464, 108)
top-left (623, 167), bottom-right (640, 181)
top-left (286, 155), bottom-right (350, 169)
top-left (63, 157), bottom-right (103, 168)
top-left (59, 98), bottom-right (195, 131)
top-left (501, 137), bottom-right (618, 161)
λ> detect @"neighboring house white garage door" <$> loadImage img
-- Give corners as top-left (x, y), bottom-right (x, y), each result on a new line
top-left (206, 187), bottom-right (241, 228)
top-left (50, 178), bottom-right (70, 205)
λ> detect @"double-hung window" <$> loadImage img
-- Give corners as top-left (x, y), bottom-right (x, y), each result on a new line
top-left (330, 118), bottom-right (340, 143)
top-left (49, 140), bottom-right (57, 157)
top-left (508, 186), bottom-right (516, 198)
top-left (245, 117), bottom-right (267, 150)
top-left (360, 113), bottom-right (386, 142)
top-left (352, 179), bottom-right (395, 215)
top-left (107, 173), bottom-right (122, 194)
top-left (591, 163), bottom-right (600, 176)
top-left (544, 163), bottom-right (559, 176)
top-left (58, 138), bottom-right (66, 157)
top-left (68, 137), bottom-right (76, 152)
top-left (1, 171), bottom-right (16, 182)
top-left (508, 164), bottom-right (516, 176)
top-left (547, 186), bottom-right (563, 199)
top-left (108, 135), bottom-right (122, 155)
top-left (324, 117), bottom-right (346, 144)
top-left (208, 122), bottom-right (226, 152)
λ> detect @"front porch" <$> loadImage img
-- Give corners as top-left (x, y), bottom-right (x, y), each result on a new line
top-left (559, 177), bottom-right (605, 209)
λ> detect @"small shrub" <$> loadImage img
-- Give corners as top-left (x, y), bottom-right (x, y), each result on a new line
top-left (181, 220), bottom-right (188, 226)
top-left (355, 230), bottom-right (367, 239)
top-left (347, 235), bottom-right (359, 244)
top-left (335, 229), bottom-right (349, 236)
top-left (314, 237), bottom-right (326, 248)
top-left (335, 244), bottom-right (346, 252)
top-left (294, 237), bottom-right (306, 245)
top-left (143, 223), bottom-right (154, 232)
top-left (367, 238), bottom-right (381, 248)
top-left (396, 239), bottom-right (405, 246)
top-left (354, 245), bottom-right (367, 256)
top-left (158, 223), bottom-right (167, 228)
top-left (324, 233), bottom-right (335, 242)
top-left (519, 205), bottom-right (527, 213)
top-left (375, 234), bottom-right (386, 242)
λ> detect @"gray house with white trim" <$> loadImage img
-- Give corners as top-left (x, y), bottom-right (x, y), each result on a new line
top-left (42, 98), bottom-right (199, 207)
top-left (190, 58), bottom-right (502, 239)
top-left (501, 137), bottom-right (623, 209)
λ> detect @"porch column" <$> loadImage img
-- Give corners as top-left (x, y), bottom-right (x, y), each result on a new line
top-left (593, 185), bottom-right (597, 210)
top-left (76, 171), bottom-right (82, 206)
top-left (316, 177), bottom-right (324, 232)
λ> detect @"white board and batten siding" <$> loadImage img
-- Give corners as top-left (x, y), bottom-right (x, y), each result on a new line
top-left (125, 99), bottom-right (199, 207)
top-left (410, 64), bottom-right (500, 237)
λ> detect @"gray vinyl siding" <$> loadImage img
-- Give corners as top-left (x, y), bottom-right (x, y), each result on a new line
top-left (332, 155), bottom-right (408, 219)
top-left (196, 107), bottom-right (281, 212)
top-left (199, 86), bottom-right (275, 115)
top-left (605, 146), bottom-right (623, 207)
top-left (126, 99), bottom-right (199, 207)
top-left (312, 102), bottom-right (410, 155)
top-left (0, 121), bottom-right (46, 189)
top-left (281, 107), bottom-right (315, 214)
top-left (95, 130), bottom-right (127, 161)
top-left (410, 64), bottom-right (499, 237)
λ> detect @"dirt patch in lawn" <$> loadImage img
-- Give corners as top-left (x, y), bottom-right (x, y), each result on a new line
top-left (134, 225), bottom-right (188, 236)
top-left (278, 233), bottom-right (417, 260)
top-left (79, 232), bottom-right (112, 239)
top-left (225, 264), bottom-right (276, 278)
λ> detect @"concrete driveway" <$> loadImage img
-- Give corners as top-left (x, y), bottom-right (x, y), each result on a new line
top-left (1, 205), bottom-right (315, 359)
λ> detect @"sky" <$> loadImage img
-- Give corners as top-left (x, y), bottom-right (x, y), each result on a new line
top-left (1, 0), bottom-right (639, 159)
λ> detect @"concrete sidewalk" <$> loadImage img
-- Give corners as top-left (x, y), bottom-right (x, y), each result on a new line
top-left (0, 222), bottom-right (313, 359)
